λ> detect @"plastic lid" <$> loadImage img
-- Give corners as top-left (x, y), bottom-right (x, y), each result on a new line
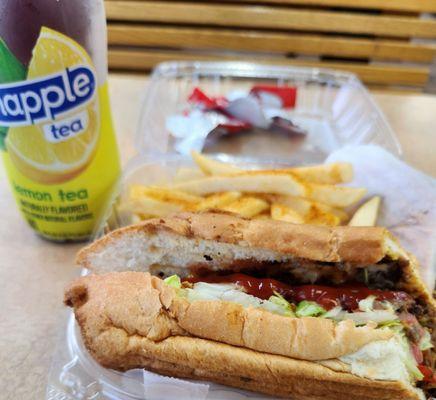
top-left (135, 61), bottom-right (401, 164)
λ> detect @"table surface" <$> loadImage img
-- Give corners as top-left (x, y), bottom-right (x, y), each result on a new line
top-left (0, 73), bottom-right (435, 400)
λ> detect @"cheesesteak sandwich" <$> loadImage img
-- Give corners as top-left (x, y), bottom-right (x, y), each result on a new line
top-left (67, 212), bottom-right (435, 399)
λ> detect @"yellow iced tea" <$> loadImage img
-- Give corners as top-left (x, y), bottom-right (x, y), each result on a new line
top-left (0, 1), bottom-right (120, 241)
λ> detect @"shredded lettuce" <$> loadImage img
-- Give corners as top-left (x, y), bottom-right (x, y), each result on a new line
top-left (268, 293), bottom-right (295, 317)
top-left (358, 296), bottom-right (397, 313)
top-left (340, 335), bottom-right (424, 385)
top-left (322, 306), bottom-right (344, 319)
top-left (398, 334), bottom-right (424, 381)
top-left (323, 307), bottom-right (399, 326)
top-left (187, 282), bottom-right (236, 302)
top-left (379, 320), bottom-right (404, 333)
top-left (358, 295), bottom-right (377, 312)
top-left (339, 310), bottom-right (398, 326)
top-left (419, 330), bottom-right (434, 351)
top-left (404, 357), bottom-right (424, 381)
top-left (185, 282), bottom-right (294, 317)
top-left (296, 301), bottom-right (326, 317)
top-left (221, 287), bottom-right (265, 308)
top-left (261, 298), bottom-right (295, 316)
top-left (164, 275), bottom-right (182, 289)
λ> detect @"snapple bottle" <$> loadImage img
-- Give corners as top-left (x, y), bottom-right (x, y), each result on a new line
top-left (0, 0), bottom-right (120, 241)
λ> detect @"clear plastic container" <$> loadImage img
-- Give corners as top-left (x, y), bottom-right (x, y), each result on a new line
top-left (47, 61), bottom-right (402, 400)
top-left (138, 62), bottom-right (400, 163)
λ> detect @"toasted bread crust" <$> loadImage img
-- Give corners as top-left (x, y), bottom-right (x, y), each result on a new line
top-left (87, 334), bottom-right (420, 400)
top-left (77, 212), bottom-right (388, 268)
top-left (65, 272), bottom-right (421, 400)
top-left (171, 298), bottom-right (394, 361)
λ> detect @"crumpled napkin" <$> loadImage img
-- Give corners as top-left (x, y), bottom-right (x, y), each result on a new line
top-left (141, 370), bottom-right (273, 399)
top-left (133, 145), bottom-right (435, 399)
top-left (142, 370), bottom-right (209, 399)
top-left (327, 144), bottom-right (436, 290)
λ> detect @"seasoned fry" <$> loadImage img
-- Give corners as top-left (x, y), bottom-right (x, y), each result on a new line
top-left (349, 196), bottom-right (381, 227)
top-left (231, 179), bottom-right (364, 210)
top-left (191, 151), bottom-right (240, 175)
top-left (317, 203), bottom-right (348, 223)
top-left (269, 201), bottom-right (339, 226)
top-left (271, 204), bottom-right (305, 224)
top-left (308, 209), bottom-right (340, 226)
top-left (194, 192), bottom-right (242, 211)
top-left (230, 163), bottom-right (353, 184)
top-left (130, 185), bottom-right (202, 208)
top-left (262, 194), bottom-right (348, 224)
top-left (305, 183), bottom-right (366, 208)
top-left (223, 196), bottom-right (269, 218)
top-left (288, 163), bottom-right (353, 184)
top-left (137, 213), bottom-right (157, 220)
top-left (174, 167), bottom-right (205, 182)
top-left (172, 174), bottom-right (306, 197)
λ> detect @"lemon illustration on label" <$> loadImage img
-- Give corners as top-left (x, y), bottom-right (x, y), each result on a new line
top-left (5, 27), bottom-right (100, 184)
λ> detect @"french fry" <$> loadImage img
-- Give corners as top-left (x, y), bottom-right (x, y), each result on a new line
top-left (192, 152), bottom-right (353, 184)
top-left (262, 194), bottom-right (347, 224)
top-left (307, 209), bottom-right (340, 226)
top-left (223, 196), bottom-right (269, 218)
top-left (191, 151), bottom-right (240, 175)
top-left (270, 201), bottom-right (339, 226)
top-left (139, 212), bottom-right (158, 219)
top-left (174, 167), bottom-right (205, 182)
top-left (130, 213), bottom-right (143, 224)
top-left (130, 185), bottom-right (202, 208)
top-left (349, 196), bottom-right (381, 227)
top-left (271, 204), bottom-right (305, 224)
top-left (230, 163), bottom-right (353, 184)
top-left (194, 191), bottom-right (242, 211)
top-left (128, 196), bottom-right (184, 217)
top-left (172, 174), bottom-right (306, 197)
top-left (317, 203), bottom-right (348, 223)
top-left (288, 163), bottom-right (353, 184)
top-left (117, 198), bottom-right (158, 224)
top-left (131, 213), bottom-right (156, 223)
top-left (305, 183), bottom-right (366, 208)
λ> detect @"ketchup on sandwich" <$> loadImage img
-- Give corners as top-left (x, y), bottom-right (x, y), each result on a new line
top-left (185, 273), bottom-right (411, 311)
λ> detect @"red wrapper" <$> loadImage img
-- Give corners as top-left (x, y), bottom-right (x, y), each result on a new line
top-left (251, 85), bottom-right (297, 108)
top-left (188, 87), bottom-right (228, 111)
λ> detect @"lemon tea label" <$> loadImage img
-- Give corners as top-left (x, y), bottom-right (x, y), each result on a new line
top-left (0, 65), bottom-right (96, 126)
top-left (0, 27), bottom-right (120, 241)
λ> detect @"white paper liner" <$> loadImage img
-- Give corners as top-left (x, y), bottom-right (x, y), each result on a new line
top-left (327, 144), bottom-right (436, 290)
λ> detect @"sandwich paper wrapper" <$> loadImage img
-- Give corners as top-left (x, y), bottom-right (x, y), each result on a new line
top-left (113, 145), bottom-right (435, 400)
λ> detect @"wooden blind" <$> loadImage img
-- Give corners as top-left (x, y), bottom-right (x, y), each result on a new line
top-left (105, 0), bottom-right (436, 89)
